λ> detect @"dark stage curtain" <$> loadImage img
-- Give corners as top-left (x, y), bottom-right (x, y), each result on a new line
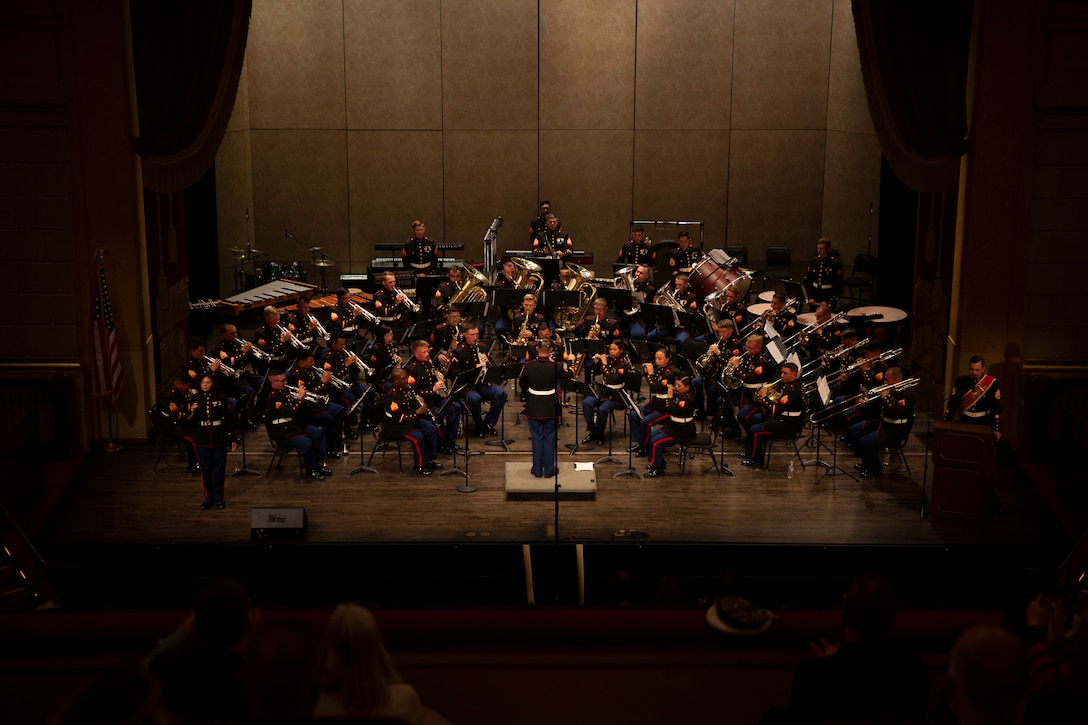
top-left (130, 0), bottom-right (252, 193)
top-left (852, 0), bottom-right (973, 192)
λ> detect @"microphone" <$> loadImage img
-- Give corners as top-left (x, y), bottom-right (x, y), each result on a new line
top-left (285, 229), bottom-right (291, 239)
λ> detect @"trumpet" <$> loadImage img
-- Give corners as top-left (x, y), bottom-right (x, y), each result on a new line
top-left (394, 287), bottom-right (421, 314)
top-left (346, 353), bottom-right (374, 376)
top-left (307, 313), bottom-right (331, 342)
top-left (203, 355), bottom-right (242, 378)
top-left (348, 300), bottom-right (382, 325)
top-left (285, 384), bottom-right (329, 405)
top-left (240, 337), bottom-right (272, 361)
top-left (810, 377), bottom-right (920, 423)
top-left (276, 324), bottom-right (308, 350)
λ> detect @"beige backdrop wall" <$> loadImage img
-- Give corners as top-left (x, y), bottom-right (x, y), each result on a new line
top-left (216, 0), bottom-right (879, 292)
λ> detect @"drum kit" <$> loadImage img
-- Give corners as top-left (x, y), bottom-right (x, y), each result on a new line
top-left (228, 234), bottom-right (338, 295)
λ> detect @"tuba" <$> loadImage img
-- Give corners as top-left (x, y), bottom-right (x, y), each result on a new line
top-left (555, 263), bottom-right (597, 332)
top-left (450, 262), bottom-right (490, 305)
top-left (511, 257), bottom-right (546, 294)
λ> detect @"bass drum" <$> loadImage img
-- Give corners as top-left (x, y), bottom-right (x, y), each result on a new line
top-left (688, 249), bottom-right (752, 302)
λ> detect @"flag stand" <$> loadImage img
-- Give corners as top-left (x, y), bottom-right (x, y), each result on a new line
top-left (102, 396), bottom-right (122, 453)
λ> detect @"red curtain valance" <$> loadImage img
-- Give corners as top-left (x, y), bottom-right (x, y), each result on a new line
top-left (852, 0), bottom-right (973, 192)
top-left (131, 0), bottom-right (252, 193)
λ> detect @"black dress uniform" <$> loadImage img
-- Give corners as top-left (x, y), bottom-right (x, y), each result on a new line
top-left (579, 311), bottom-right (623, 341)
top-left (532, 229), bottom-right (573, 259)
top-left (186, 390), bottom-right (238, 508)
top-left (404, 356), bottom-right (459, 451)
top-left (946, 374), bottom-right (1001, 432)
top-left (328, 302), bottom-right (363, 340)
top-left (448, 339), bottom-right (507, 434)
top-left (803, 254), bottom-right (844, 308)
top-left (669, 244), bottom-right (704, 276)
top-left (266, 387), bottom-right (327, 478)
top-left (646, 390), bottom-right (698, 473)
top-left (380, 385), bottom-right (438, 473)
top-left (617, 240), bottom-right (655, 266)
top-left (402, 236), bottom-right (439, 273)
top-left (769, 306), bottom-right (798, 338)
top-left (156, 384), bottom-right (199, 473)
top-left (432, 281), bottom-right (457, 319)
top-left (372, 288), bottom-right (410, 327)
top-left (521, 352), bottom-right (569, 477)
top-left (736, 349), bottom-right (779, 428)
top-left (255, 320), bottom-right (292, 368)
top-left (857, 386), bottom-right (915, 475)
top-left (745, 378), bottom-right (806, 462)
top-left (291, 365), bottom-right (345, 454)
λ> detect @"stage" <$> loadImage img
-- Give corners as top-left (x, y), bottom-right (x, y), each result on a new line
top-left (37, 411), bottom-right (1071, 610)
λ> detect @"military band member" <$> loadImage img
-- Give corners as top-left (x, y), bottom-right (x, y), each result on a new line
top-left (644, 376), bottom-right (698, 477)
top-left (371, 272), bottom-right (413, 327)
top-left (742, 362), bottom-right (805, 466)
top-left (579, 297), bottom-right (623, 341)
top-left (365, 326), bottom-right (400, 384)
top-left (800, 302), bottom-right (843, 358)
top-left (156, 373), bottom-right (199, 474)
top-left (834, 342), bottom-right (891, 430)
top-left (648, 274), bottom-right (698, 348)
top-left (521, 340), bottom-right (569, 478)
top-left (625, 264), bottom-right (657, 339)
top-left (669, 231), bottom-right (703, 278)
top-left (186, 373), bottom-right (239, 510)
top-left (328, 287), bottom-right (366, 340)
top-left (382, 368), bottom-right (441, 476)
top-left (581, 340), bottom-right (631, 446)
top-left (511, 293), bottom-right (547, 343)
top-left (853, 367), bottom-right (914, 477)
top-left (286, 295), bottom-right (328, 350)
top-left (430, 309), bottom-right (462, 370)
top-left (528, 200), bottom-right (554, 241)
top-left (404, 340), bottom-right (459, 454)
top-left (617, 226), bottom-right (655, 266)
top-left (325, 332), bottom-right (371, 439)
top-left (768, 292), bottom-right (798, 338)
top-left (448, 324), bottom-right (507, 437)
top-left (255, 306), bottom-right (299, 368)
top-left (532, 213), bottom-right (573, 259)
top-left (291, 351), bottom-right (345, 457)
top-left (179, 338), bottom-right (218, 387)
top-left (213, 325), bottom-right (258, 425)
top-left (946, 355), bottom-right (1001, 440)
top-left (431, 265), bottom-right (463, 319)
top-left (694, 319), bottom-right (743, 430)
top-left (492, 260), bottom-right (519, 339)
top-left (265, 369), bottom-right (332, 481)
top-left (402, 220), bottom-right (439, 275)
top-left (629, 347), bottom-right (676, 456)
top-left (721, 287), bottom-right (747, 331)
top-left (803, 237), bottom-right (843, 310)
top-left (733, 335), bottom-right (779, 429)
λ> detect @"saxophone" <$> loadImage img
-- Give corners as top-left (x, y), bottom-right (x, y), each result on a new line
top-left (440, 328), bottom-right (461, 375)
top-left (571, 323), bottom-right (601, 378)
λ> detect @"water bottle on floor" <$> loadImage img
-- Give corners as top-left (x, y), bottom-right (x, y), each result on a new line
top-left (787, 461), bottom-right (795, 479)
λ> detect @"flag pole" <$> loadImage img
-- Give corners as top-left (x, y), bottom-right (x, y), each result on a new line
top-left (103, 395), bottom-right (122, 453)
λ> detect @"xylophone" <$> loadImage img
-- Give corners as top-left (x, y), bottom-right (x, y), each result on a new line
top-left (220, 279), bottom-right (318, 316)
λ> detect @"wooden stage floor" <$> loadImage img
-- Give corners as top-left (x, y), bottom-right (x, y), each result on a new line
top-left (38, 411), bottom-right (1069, 610)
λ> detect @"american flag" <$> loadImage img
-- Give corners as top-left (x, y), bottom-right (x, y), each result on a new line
top-left (92, 260), bottom-right (123, 401)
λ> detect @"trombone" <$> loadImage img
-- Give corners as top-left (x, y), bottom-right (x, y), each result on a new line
top-left (782, 311), bottom-right (846, 349)
top-left (810, 377), bottom-right (920, 423)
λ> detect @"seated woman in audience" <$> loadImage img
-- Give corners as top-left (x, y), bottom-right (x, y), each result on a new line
top-left (315, 603), bottom-right (430, 723)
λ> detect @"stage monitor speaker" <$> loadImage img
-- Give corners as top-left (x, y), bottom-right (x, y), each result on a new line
top-left (251, 507), bottom-right (306, 541)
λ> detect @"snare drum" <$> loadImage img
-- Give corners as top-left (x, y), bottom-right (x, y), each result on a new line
top-left (264, 260), bottom-right (281, 281)
top-left (689, 250), bottom-right (753, 302)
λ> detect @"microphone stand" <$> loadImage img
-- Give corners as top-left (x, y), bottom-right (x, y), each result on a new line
top-left (613, 389), bottom-right (644, 480)
top-left (595, 386), bottom-right (625, 466)
top-left (919, 409), bottom-right (933, 520)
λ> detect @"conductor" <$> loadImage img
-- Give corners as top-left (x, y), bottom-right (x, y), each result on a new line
top-left (521, 340), bottom-right (569, 478)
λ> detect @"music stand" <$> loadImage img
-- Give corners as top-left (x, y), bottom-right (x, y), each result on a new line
top-left (612, 387), bottom-right (645, 480)
top-left (451, 300), bottom-right (489, 322)
top-left (708, 379), bottom-right (737, 476)
top-left (489, 288), bottom-right (521, 316)
top-left (640, 302), bottom-right (679, 332)
top-left (595, 288), bottom-right (633, 318)
top-left (484, 361), bottom-right (522, 450)
top-left (542, 289), bottom-right (582, 311)
top-left (438, 374), bottom-right (476, 491)
top-left (811, 376), bottom-right (855, 484)
top-left (592, 383), bottom-right (625, 466)
top-left (530, 257), bottom-right (561, 285)
top-left (563, 378), bottom-right (597, 455)
top-left (229, 389), bottom-right (262, 478)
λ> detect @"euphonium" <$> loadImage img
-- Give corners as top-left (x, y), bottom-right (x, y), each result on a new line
top-left (450, 262), bottom-right (490, 304)
top-left (613, 265), bottom-right (641, 316)
top-left (512, 257), bottom-right (545, 293)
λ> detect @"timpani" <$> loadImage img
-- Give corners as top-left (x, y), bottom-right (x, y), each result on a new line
top-left (849, 305), bottom-right (908, 344)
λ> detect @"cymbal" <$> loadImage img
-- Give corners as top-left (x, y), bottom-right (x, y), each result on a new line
top-left (314, 259), bottom-right (337, 267)
top-left (248, 247), bottom-right (267, 256)
top-left (308, 246), bottom-right (324, 252)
